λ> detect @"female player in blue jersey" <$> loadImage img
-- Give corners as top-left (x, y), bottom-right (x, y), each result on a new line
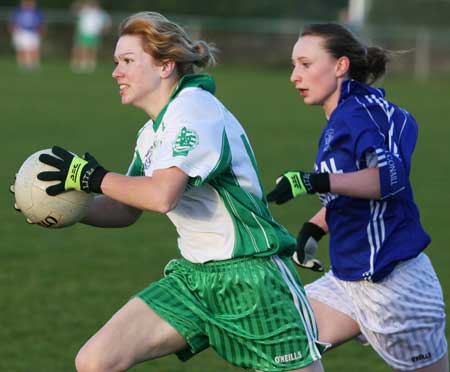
top-left (267, 23), bottom-right (448, 372)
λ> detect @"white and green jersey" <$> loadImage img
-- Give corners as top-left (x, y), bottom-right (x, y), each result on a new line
top-left (127, 74), bottom-right (295, 263)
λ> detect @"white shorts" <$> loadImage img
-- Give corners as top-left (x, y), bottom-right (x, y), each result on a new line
top-left (305, 253), bottom-right (447, 371)
top-left (12, 30), bottom-right (40, 51)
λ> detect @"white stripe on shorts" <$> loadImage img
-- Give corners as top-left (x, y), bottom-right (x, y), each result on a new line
top-left (305, 253), bottom-right (447, 370)
top-left (272, 256), bottom-right (323, 361)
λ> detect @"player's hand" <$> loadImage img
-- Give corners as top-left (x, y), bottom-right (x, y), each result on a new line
top-left (293, 222), bottom-right (326, 272)
top-left (9, 178), bottom-right (35, 224)
top-left (267, 171), bottom-right (331, 204)
top-left (267, 171), bottom-right (314, 204)
top-left (37, 145), bottom-right (108, 196)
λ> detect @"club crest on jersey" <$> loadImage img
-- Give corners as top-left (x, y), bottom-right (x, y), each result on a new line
top-left (323, 128), bottom-right (334, 152)
top-left (173, 127), bottom-right (199, 157)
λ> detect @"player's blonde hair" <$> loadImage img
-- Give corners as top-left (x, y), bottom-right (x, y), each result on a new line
top-left (119, 12), bottom-right (217, 76)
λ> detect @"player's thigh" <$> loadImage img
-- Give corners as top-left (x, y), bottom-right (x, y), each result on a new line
top-left (255, 359), bottom-right (324, 372)
top-left (308, 297), bottom-right (360, 348)
top-left (392, 351), bottom-right (449, 372)
top-left (76, 297), bottom-right (188, 371)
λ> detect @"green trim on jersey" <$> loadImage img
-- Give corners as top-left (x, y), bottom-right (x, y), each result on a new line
top-left (204, 128), bottom-right (232, 183)
top-left (240, 134), bottom-right (268, 203)
top-left (127, 150), bottom-right (144, 176)
top-left (204, 133), bottom-right (295, 257)
top-left (188, 128), bottom-right (231, 188)
top-left (210, 171), bottom-right (295, 257)
top-left (153, 74), bottom-right (216, 132)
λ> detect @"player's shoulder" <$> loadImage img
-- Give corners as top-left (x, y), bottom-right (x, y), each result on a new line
top-left (165, 87), bottom-right (224, 125)
top-left (344, 88), bottom-right (393, 119)
top-left (331, 97), bottom-right (363, 126)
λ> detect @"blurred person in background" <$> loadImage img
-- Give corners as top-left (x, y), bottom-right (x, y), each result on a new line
top-left (9, 0), bottom-right (45, 70)
top-left (70, 0), bottom-right (111, 73)
top-left (27, 11), bottom-right (326, 372)
top-left (267, 23), bottom-right (448, 372)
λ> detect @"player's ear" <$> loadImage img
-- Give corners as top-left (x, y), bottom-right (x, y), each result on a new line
top-left (335, 56), bottom-right (350, 78)
top-left (160, 60), bottom-right (176, 78)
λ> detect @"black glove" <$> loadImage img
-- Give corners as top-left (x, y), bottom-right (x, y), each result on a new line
top-left (37, 145), bottom-right (108, 196)
top-left (267, 171), bottom-right (330, 205)
top-left (293, 222), bottom-right (326, 272)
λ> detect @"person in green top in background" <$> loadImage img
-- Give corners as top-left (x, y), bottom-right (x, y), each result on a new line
top-left (33, 12), bottom-right (326, 372)
top-left (70, 0), bottom-right (111, 73)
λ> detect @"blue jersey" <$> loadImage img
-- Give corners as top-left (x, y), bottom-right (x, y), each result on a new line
top-left (315, 80), bottom-right (430, 282)
top-left (10, 7), bottom-right (44, 32)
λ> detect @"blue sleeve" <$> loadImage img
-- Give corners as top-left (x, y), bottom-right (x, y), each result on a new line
top-left (376, 148), bottom-right (408, 199)
top-left (351, 108), bottom-right (417, 200)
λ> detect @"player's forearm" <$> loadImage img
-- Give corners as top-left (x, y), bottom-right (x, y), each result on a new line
top-left (309, 207), bottom-right (328, 233)
top-left (329, 167), bottom-right (380, 199)
top-left (81, 194), bottom-right (142, 227)
top-left (100, 170), bottom-right (187, 214)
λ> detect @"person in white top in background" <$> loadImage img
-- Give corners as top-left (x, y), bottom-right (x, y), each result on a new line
top-left (71, 0), bottom-right (111, 72)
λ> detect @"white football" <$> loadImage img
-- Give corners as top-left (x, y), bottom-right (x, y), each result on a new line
top-left (14, 148), bottom-right (93, 228)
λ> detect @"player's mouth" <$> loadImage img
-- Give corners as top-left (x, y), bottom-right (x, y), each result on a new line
top-left (119, 84), bottom-right (128, 95)
top-left (298, 88), bottom-right (308, 97)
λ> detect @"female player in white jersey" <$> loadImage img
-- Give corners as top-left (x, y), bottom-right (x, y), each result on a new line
top-left (33, 12), bottom-right (326, 372)
top-left (267, 23), bottom-right (448, 371)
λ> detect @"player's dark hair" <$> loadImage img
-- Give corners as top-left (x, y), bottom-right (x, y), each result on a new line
top-left (301, 23), bottom-right (389, 85)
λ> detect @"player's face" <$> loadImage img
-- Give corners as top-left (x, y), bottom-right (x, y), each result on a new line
top-left (112, 35), bottom-right (163, 112)
top-left (290, 35), bottom-right (342, 118)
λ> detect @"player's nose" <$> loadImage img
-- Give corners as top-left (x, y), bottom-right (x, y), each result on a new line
top-left (112, 64), bottom-right (123, 79)
top-left (290, 67), bottom-right (302, 84)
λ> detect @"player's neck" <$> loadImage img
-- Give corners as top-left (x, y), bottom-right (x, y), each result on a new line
top-left (143, 79), bottom-right (179, 120)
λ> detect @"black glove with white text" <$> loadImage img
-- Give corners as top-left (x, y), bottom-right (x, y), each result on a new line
top-left (293, 222), bottom-right (326, 272)
top-left (37, 145), bottom-right (108, 196)
top-left (267, 171), bottom-right (330, 205)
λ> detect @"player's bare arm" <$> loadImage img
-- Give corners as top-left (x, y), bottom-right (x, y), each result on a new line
top-left (309, 207), bottom-right (328, 233)
top-left (100, 167), bottom-right (188, 213)
top-left (328, 167), bottom-right (380, 199)
top-left (81, 195), bottom-right (142, 228)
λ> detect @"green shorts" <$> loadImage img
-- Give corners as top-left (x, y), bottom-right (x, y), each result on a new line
top-left (76, 32), bottom-right (100, 48)
top-left (136, 255), bottom-right (326, 371)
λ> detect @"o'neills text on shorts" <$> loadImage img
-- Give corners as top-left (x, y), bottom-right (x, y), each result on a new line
top-left (274, 351), bottom-right (302, 363)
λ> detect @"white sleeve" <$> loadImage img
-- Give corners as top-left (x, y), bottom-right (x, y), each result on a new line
top-left (150, 106), bottom-right (226, 183)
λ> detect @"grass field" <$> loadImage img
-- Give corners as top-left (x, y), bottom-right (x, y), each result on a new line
top-left (1, 57), bottom-right (449, 372)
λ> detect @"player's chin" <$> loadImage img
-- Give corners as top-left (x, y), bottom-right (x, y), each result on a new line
top-left (120, 96), bottom-right (132, 105)
top-left (302, 95), bottom-right (319, 106)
